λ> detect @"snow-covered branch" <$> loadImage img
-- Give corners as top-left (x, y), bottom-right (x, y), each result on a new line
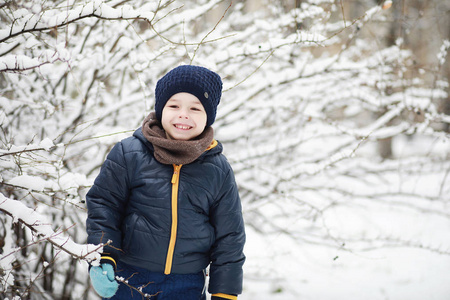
top-left (0, 193), bottom-right (102, 263)
top-left (115, 275), bottom-right (162, 299)
top-left (0, 138), bottom-right (55, 157)
top-left (0, 1), bottom-right (155, 44)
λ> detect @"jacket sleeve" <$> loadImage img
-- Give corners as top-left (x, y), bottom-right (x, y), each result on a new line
top-left (86, 141), bottom-right (130, 262)
top-left (208, 165), bottom-right (246, 296)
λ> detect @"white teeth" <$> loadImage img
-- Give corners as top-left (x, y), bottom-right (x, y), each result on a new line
top-left (175, 124), bottom-right (191, 130)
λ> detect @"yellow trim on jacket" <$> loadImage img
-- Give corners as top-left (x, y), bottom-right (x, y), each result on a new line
top-left (100, 256), bottom-right (117, 269)
top-left (212, 293), bottom-right (237, 300)
top-left (206, 139), bottom-right (218, 151)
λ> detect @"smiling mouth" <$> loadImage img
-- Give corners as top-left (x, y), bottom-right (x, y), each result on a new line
top-left (174, 124), bottom-right (192, 130)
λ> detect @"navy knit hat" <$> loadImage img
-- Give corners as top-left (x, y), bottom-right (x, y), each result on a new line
top-left (155, 65), bottom-right (223, 127)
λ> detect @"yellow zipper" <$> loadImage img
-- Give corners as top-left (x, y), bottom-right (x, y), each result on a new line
top-left (163, 142), bottom-right (216, 274)
top-left (164, 164), bottom-right (182, 274)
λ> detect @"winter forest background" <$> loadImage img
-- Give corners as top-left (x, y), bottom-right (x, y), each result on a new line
top-left (1, 0), bottom-right (449, 299)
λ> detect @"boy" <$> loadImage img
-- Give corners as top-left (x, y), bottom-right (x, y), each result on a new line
top-left (86, 65), bottom-right (246, 300)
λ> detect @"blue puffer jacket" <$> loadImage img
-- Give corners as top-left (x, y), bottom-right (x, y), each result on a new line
top-left (86, 128), bottom-right (245, 295)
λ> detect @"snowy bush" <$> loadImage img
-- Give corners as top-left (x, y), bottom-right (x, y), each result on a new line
top-left (1, 0), bottom-right (449, 299)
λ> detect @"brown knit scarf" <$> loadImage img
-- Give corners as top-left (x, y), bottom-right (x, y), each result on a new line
top-left (141, 112), bottom-right (214, 165)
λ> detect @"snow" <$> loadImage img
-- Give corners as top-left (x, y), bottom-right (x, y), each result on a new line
top-left (8, 174), bottom-right (57, 192)
top-left (0, 193), bottom-right (102, 263)
top-left (437, 40), bottom-right (450, 66)
top-left (0, 55), bottom-right (41, 72)
top-left (39, 138), bottom-right (55, 151)
top-left (0, 139), bottom-right (55, 157)
top-left (0, 1), bottom-right (155, 44)
top-left (1, 0), bottom-right (449, 299)
top-left (241, 207), bottom-right (450, 300)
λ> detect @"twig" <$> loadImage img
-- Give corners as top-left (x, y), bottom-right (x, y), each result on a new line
top-left (339, 0), bottom-right (346, 27)
top-left (190, 1), bottom-right (232, 64)
top-left (225, 49), bottom-right (275, 91)
top-left (0, 195), bottom-right (105, 263)
top-left (116, 273), bottom-right (162, 299)
top-left (0, 2), bottom-right (155, 44)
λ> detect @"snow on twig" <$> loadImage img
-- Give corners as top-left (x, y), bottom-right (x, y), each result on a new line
top-left (115, 273), bottom-right (162, 299)
top-left (0, 1), bottom-right (155, 44)
top-left (0, 193), bottom-right (103, 263)
top-left (0, 138), bottom-right (55, 157)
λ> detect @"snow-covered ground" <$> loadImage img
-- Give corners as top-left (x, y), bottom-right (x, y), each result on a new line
top-left (242, 226), bottom-right (450, 300)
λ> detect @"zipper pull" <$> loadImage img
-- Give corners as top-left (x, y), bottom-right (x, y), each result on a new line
top-left (172, 164), bottom-right (181, 183)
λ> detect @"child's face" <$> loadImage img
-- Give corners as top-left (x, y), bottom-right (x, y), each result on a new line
top-left (161, 92), bottom-right (207, 141)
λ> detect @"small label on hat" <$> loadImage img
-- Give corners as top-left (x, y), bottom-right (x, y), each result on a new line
top-left (204, 92), bottom-right (209, 99)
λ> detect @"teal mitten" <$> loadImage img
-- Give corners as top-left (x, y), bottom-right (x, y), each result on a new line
top-left (89, 263), bottom-right (119, 298)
